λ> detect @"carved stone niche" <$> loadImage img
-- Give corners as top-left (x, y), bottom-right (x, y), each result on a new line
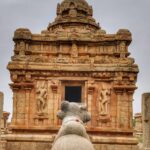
top-left (36, 81), bottom-right (48, 116)
top-left (97, 86), bottom-right (111, 123)
top-left (51, 84), bottom-right (58, 93)
top-left (87, 80), bottom-right (95, 93)
top-left (88, 85), bottom-right (95, 94)
top-left (34, 115), bottom-right (49, 126)
top-left (50, 80), bottom-right (59, 94)
top-left (10, 82), bottom-right (34, 90)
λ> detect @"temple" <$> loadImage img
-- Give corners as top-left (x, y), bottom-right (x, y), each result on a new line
top-left (6, 0), bottom-right (139, 149)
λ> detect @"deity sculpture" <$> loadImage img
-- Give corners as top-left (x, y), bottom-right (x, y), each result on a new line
top-left (36, 82), bottom-right (47, 114)
top-left (19, 41), bottom-right (25, 56)
top-left (98, 88), bottom-right (110, 115)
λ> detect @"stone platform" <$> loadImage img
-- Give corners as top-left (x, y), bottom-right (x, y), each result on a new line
top-left (0, 133), bottom-right (139, 150)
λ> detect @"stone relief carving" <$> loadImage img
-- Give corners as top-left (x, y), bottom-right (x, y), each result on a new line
top-left (98, 88), bottom-right (111, 115)
top-left (36, 81), bottom-right (47, 114)
top-left (120, 41), bottom-right (127, 58)
top-left (69, 3), bottom-right (77, 18)
top-left (19, 41), bottom-right (26, 56)
top-left (71, 43), bottom-right (78, 58)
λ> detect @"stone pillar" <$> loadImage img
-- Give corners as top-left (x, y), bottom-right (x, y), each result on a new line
top-left (0, 92), bottom-right (4, 135)
top-left (0, 92), bottom-right (4, 121)
top-left (87, 80), bottom-right (95, 126)
top-left (134, 113), bottom-right (142, 138)
top-left (3, 112), bottom-right (10, 129)
top-left (142, 93), bottom-right (150, 150)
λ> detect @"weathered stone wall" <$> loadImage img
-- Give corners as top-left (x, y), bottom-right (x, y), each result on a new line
top-left (134, 113), bottom-right (143, 139)
top-left (0, 92), bottom-right (4, 121)
top-left (142, 93), bottom-right (150, 150)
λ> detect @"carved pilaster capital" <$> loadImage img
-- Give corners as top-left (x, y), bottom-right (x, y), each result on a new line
top-left (11, 74), bottom-right (18, 82)
top-left (113, 85), bottom-right (137, 94)
top-left (88, 86), bottom-right (95, 94)
top-left (51, 85), bottom-right (58, 93)
top-left (10, 83), bottom-right (34, 91)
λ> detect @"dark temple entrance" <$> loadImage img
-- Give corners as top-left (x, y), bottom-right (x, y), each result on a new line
top-left (65, 86), bottom-right (82, 103)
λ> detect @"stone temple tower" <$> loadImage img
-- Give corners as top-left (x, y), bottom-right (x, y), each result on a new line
top-left (7, 0), bottom-right (139, 149)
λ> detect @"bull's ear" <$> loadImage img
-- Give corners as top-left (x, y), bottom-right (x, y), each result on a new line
top-left (80, 104), bottom-right (87, 111)
top-left (61, 101), bottom-right (69, 112)
top-left (83, 112), bottom-right (91, 123)
top-left (57, 111), bottom-right (65, 120)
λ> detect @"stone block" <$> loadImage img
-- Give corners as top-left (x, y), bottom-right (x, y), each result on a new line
top-left (142, 93), bottom-right (150, 150)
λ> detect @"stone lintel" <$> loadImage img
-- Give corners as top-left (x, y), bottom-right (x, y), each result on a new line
top-left (113, 85), bottom-right (137, 93)
top-left (13, 31), bottom-right (132, 43)
top-left (9, 125), bottom-right (134, 135)
top-left (7, 62), bottom-right (139, 72)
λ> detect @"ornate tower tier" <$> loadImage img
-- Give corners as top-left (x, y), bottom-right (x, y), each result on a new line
top-left (7, 0), bottom-right (139, 149)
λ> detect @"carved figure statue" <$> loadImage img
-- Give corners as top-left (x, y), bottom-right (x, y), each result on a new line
top-left (69, 2), bottom-right (77, 18)
top-left (36, 82), bottom-right (47, 114)
top-left (120, 41), bottom-right (126, 58)
top-left (99, 89), bottom-right (110, 115)
top-left (51, 101), bottom-right (94, 150)
top-left (71, 43), bottom-right (78, 58)
top-left (19, 41), bottom-right (25, 56)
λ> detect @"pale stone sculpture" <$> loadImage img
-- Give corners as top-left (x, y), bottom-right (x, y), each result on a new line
top-left (51, 101), bottom-right (94, 150)
top-left (142, 93), bottom-right (150, 150)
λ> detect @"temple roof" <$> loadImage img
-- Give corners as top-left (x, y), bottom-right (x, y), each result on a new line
top-left (59, 0), bottom-right (90, 15)
top-left (47, 0), bottom-right (100, 30)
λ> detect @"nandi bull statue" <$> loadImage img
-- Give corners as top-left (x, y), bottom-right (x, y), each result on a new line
top-left (51, 101), bottom-right (95, 150)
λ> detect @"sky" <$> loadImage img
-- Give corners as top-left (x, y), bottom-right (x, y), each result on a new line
top-left (0, 0), bottom-right (150, 120)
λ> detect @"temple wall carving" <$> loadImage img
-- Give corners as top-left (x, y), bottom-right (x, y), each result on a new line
top-left (8, 66), bottom-right (138, 132)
